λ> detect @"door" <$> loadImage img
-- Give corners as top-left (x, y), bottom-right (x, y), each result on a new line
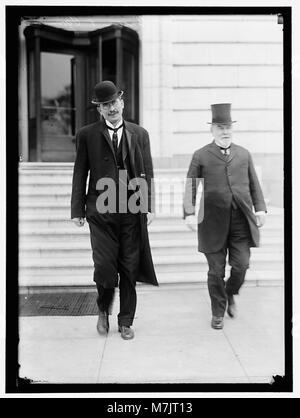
top-left (24, 23), bottom-right (139, 162)
top-left (40, 51), bottom-right (78, 162)
top-left (86, 25), bottom-right (140, 125)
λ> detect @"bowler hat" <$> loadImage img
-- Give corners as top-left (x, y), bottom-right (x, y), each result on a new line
top-left (91, 80), bottom-right (123, 105)
top-left (208, 103), bottom-right (236, 124)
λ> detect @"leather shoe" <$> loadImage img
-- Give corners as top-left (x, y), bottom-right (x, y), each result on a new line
top-left (118, 325), bottom-right (134, 340)
top-left (227, 295), bottom-right (236, 318)
top-left (211, 316), bottom-right (224, 330)
top-left (97, 311), bottom-right (109, 335)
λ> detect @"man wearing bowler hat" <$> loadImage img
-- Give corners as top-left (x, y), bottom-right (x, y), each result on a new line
top-left (71, 80), bottom-right (158, 340)
top-left (183, 103), bottom-right (267, 330)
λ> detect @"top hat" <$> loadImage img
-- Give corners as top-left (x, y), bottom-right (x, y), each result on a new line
top-left (208, 103), bottom-right (236, 124)
top-left (91, 80), bottom-right (123, 105)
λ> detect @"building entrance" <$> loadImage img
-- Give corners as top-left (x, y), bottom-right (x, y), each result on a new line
top-left (24, 23), bottom-right (139, 161)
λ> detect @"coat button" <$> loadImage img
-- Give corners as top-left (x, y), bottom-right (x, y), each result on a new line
top-left (104, 157), bottom-right (109, 161)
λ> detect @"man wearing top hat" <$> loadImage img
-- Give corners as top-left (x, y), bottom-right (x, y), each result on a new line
top-left (71, 80), bottom-right (158, 340)
top-left (183, 103), bottom-right (267, 330)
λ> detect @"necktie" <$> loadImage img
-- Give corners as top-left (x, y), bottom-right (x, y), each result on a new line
top-left (219, 146), bottom-right (230, 156)
top-left (112, 130), bottom-right (118, 155)
top-left (106, 123), bottom-right (124, 155)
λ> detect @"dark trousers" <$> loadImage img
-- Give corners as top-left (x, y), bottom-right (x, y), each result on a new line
top-left (91, 213), bottom-right (140, 327)
top-left (204, 206), bottom-right (251, 317)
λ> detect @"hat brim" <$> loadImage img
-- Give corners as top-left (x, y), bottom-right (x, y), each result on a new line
top-left (207, 121), bottom-right (237, 124)
top-left (91, 90), bottom-right (123, 105)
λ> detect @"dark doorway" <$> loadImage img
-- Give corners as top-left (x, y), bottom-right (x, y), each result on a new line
top-left (24, 23), bottom-right (139, 162)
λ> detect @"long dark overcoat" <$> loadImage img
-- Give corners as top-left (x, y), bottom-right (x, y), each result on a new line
top-left (183, 141), bottom-right (267, 253)
top-left (71, 119), bottom-right (158, 286)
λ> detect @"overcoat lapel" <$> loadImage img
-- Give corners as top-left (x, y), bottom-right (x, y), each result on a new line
top-left (121, 129), bottom-right (128, 162)
top-left (99, 121), bottom-right (118, 165)
top-left (98, 120), bottom-right (134, 168)
top-left (226, 143), bottom-right (237, 163)
top-left (125, 126), bottom-right (137, 177)
top-left (207, 142), bottom-right (227, 162)
top-left (122, 126), bottom-right (129, 161)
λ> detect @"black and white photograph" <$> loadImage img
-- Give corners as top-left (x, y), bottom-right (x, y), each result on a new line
top-left (3, 1), bottom-right (297, 398)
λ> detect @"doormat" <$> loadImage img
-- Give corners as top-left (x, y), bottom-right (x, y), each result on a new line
top-left (19, 292), bottom-right (99, 316)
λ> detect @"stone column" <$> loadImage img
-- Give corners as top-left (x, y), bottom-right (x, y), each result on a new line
top-left (18, 21), bottom-right (29, 161)
top-left (158, 16), bottom-right (173, 159)
top-left (140, 16), bottom-right (173, 160)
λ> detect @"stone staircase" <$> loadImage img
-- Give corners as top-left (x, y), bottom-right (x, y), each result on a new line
top-left (19, 163), bottom-right (284, 290)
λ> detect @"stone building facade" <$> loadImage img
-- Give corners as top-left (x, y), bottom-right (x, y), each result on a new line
top-left (19, 13), bottom-right (283, 206)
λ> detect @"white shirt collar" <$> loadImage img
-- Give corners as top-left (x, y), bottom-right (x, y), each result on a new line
top-left (104, 118), bottom-right (123, 146)
top-left (105, 118), bottom-right (123, 130)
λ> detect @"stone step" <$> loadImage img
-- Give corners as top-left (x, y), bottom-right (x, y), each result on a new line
top-left (18, 192), bottom-right (187, 208)
top-left (19, 166), bottom-right (186, 178)
top-left (19, 269), bottom-right (283, 288)
top-left (19, 178), bottom-right (187, 190)
top-left (19, 200), bottom-right (73, 208)
top-left (19, 196), bottom-right (72, 206)
top-left (19, 235), bottom-right (283, 254)
top-left (19, 223), bottom-right (283, 243)
top-left (19, 174), bottom-right (186, 185)
top-left (17, 197), bottom-right (189, 214)
top-left (18, 189), bottom-right (281, 210)
top-left (18, 213), bottom-right (188, 223)
top-left (19, 162), bottom-right (74, 170)
top-left (18, 216), bottom-right (284, 233)
top-left (19, 186), bottom-right (75, 195)
top-left (19, 208), bottom-right (280, 230)
top-left (18, 196), bottom-right (278, 221)
top-left (19, 252), bottom-right (283, 272)
top-left (19, 176), bottom-right (74, 185)
top-left (17, 184), bottom-right (270, 196)
top-left (18, 203), bottom-right (283, 220)
top-left (19, 245), bottom-right (283, 260)
top-left (18, 209), bottom-right (284, 221)
top-left (18, 218), bottom-right (284, 233)
top-left (19, 231), bottom-right (283, 246)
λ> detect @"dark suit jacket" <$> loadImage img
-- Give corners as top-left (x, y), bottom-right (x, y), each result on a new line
top-left (71, 119), bottom-right (155, 218)
top-left (71, 119), bottom-right (158, 286)
top-left (183, 141), bottom-right (267, 253)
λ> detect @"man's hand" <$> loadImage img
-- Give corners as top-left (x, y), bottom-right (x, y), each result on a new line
top-left (255, 212), bottom-right (266, 228)
top-left (72, 217), bottom-right (85, 227)
top-left (147, 212), bottom-right (155, 225)
top-left (185, 215), bottom-right (197, 231)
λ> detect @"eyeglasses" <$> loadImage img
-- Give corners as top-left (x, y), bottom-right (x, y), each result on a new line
top-left (98, 99), bottom-right (121, 110)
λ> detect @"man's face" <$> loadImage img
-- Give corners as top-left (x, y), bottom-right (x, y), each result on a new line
top-left (97, 97), bottom-right (124, 126)
top-left (211, 123), bottom-right (233, 148)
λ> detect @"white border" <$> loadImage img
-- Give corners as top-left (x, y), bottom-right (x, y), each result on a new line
top-left (1, 0), bottom-right (299, 399)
